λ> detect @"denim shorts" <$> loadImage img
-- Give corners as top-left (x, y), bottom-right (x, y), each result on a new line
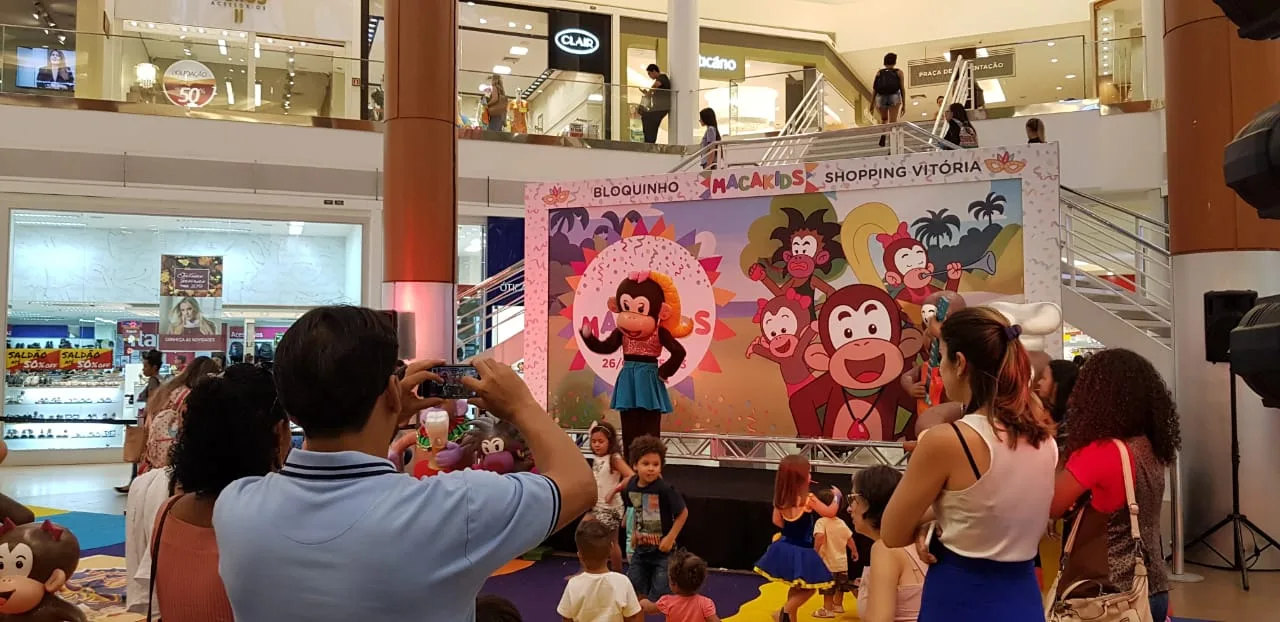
top-left (875, 93), bottom-right (902, 109)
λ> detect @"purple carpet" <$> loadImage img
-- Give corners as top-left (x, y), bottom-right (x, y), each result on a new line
top-left (481, 557), bottom-right (765, 622)
top-left (481, 558), bottom-right (1216, 622)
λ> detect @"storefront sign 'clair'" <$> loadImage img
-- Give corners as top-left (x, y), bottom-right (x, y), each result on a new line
top-left (554, 28), bottom-right (601, 55)
top-left (162, 60), bottom-right (217, 108)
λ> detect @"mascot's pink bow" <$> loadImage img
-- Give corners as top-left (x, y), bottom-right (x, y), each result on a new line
top-left (629, 271), bottom-right (651, 283)
top-left (875, 221), bottom-right (911, 247)
top-left (753, 290), bottom-right (812, 323)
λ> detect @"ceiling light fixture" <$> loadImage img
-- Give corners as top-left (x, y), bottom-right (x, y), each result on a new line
top-left (218, 39), bottom-right (227, 55)
top-left (525, 24), bottom-right (532, 30)
top-left (587, 93), bottom-right (604, 102)
top-left (492, 64), bottom-right (511, 75)
top-left (1056, 85), bottom-right (1063, 90)
top-left (479, 18), bottom-right (487, 24)
top-left (1047, 41), bottom-right (1056, 47)
top-left (509, 45), bottom-right (528, 56)
top-left (147, 22), bottom-right (155, 28)
top-left (1050, 58), bottom-right (1059, 63)
top-left (508, 21), bottom-right (516, 27)
top-left (1065, 74), bottom-right (1078, 79)
top-left (225, 80), bottom-right (235, 105)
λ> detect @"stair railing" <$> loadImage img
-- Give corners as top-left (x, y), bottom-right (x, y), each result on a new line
top-left (931, 57), bottom-right (974, 136)
top-left (456, 261), bottom-right (526, 358)
top-left (1059, 191), bottom-right (1172, 340)
top-left (759, 72), bottom-right (827, 165)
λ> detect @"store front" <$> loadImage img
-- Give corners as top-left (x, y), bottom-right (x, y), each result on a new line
top-left (620, 17), bottom-right (870, 144)
top-left (2, 205), bottom-right (367, 465)
top-left (99, 0), bottom-right (360, 116)
top-left (365, 0), bottom-right (615, 137)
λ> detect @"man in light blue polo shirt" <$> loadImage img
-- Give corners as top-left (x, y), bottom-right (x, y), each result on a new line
top-left (213, 306), bottom-right (594, 621)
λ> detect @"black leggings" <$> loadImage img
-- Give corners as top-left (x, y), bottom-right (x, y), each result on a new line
top-left (620, 409), bottom-right (662, 457)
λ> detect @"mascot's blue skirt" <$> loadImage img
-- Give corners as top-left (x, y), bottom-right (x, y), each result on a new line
top-left (611, 360), bottom-right (673, 413)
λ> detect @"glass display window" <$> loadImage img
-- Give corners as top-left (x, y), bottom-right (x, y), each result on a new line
top-left (4, 209), bottom-right (364, 454)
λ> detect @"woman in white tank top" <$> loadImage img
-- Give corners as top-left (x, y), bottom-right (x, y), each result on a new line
top-left (880, 307), bottom-right (1058, 622)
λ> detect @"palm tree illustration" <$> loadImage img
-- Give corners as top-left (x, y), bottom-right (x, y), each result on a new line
top-left (911, 209), bottom-right (962, 249)
top-left (967, 192), bottom-right (1008, 225)
top-left (549, 208), bottom-right (590, 235)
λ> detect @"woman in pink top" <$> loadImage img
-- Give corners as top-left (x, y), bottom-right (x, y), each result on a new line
top-left (639, 551), bottom-right (720, 622)
top-left (852, 466), bottom-right (927, 622)
top-left (151, 364), bottom-right (291, 622)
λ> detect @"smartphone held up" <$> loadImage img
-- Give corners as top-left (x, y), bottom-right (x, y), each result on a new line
top-left (420, 365), bottom-right (480, 400)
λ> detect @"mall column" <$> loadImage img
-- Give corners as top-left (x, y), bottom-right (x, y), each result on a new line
top-left (382, 0), bottom-right (457, 362)
top-left (667, 0), bottom-right (699, 143)
top-left (1165, 0), bottom-right (1280, 562)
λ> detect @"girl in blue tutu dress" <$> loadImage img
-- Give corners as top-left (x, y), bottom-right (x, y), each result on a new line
top-left (755, 454), bottom-right (843, 622)
top-left (580, 270), bottom-right (691, 450)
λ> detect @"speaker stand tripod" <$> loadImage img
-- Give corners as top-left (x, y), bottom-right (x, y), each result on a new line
top-left (1185, 368), bottom-right (1280, 590)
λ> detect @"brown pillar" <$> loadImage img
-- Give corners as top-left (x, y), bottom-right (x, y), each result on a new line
top-left (1165, 0), bottom-right (1280, 254)
top-left (382, 0), bottom-right (458, 361)
top-left (1165, 0), bottom-right (1280, 566)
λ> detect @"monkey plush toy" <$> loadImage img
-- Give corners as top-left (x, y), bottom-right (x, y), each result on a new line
top-left (0, 519), bottom-right (87, 622)
top-left (580, 270), bottom-right (691, 451)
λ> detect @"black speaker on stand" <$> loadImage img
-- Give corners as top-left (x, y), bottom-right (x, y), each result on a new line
top-left (1186, 292), bottom-right (1280, 590)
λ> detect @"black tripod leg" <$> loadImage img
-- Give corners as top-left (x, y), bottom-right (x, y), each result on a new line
top-left (1241, 516), bottom-right (1280, 552)
top-left (1234, 517), bottom-right (1249, 590)
top-left (1186, 515), bottom-right (1232, 550)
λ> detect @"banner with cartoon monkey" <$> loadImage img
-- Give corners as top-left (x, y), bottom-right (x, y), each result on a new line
top-left (541, 178), bottom-right (1027, 441)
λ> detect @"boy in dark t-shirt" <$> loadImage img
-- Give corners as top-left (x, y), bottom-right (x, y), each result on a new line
top-left (620, 435), bottom-right (687, 601)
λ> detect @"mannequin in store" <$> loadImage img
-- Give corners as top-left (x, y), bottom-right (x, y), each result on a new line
top-left (509, 94), bottom-right (528, 134)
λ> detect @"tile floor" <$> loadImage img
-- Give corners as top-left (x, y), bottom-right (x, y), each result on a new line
top-left (2, 463), bottom-right (1277, 620)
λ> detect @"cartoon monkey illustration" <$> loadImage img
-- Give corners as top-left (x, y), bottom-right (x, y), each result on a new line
top-left (789, 285), bottom-right (925, 440)
top-left (746, 290), bottom-right (819, 396)
top-left (879, 222), bottom-right (963, 304)
top-left (0, 519), bottom-right (87, 622)
top-left (748, 208), bottom-right (845, 313)
top-left (580, 270), bottom-right (691, 450)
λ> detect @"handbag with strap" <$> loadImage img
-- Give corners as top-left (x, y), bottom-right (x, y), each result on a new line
top-left (1045, 439), bottom-right (1153, 622)
top-left (123, 425), bottom-right (147, 463)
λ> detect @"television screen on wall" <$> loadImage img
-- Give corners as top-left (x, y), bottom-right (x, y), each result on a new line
top-left (15, 47), bottom-right (76, 92)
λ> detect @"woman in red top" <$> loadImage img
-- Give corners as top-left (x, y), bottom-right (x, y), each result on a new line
top-left (1049, 349), bottom-right (1180, 622)
top-left (151, 364), bottom-right (291, 622)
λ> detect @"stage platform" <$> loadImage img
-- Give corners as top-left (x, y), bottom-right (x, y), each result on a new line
top-left (547, 463), bottom-right (872, 572)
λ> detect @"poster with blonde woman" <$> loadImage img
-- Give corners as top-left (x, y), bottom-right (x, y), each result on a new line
top-left (159, 255), bottom-right (225, 350)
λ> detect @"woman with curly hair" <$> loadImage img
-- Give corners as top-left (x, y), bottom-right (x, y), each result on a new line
top-left (151, 365), bottom-right (291, 622)
top-left (1049, 349), bottom-right (1179, 622)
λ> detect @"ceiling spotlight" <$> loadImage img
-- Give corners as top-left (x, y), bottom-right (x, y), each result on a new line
top-left (182, 26), bottom-right (188, 32)
top-left (300, 41), bottom-right (307, 46)
top-left (1102, 17), bottom-right (1110, 22)
top-left (525, 24), bottom-right (533, 30)
top-left (130, 21), bottom-right (138, 26)
top-left (56, 34), bottom-right (65, 43)
top-left (32, 12), bottom-right (40, 19)
top-left (479, 18), bottom-right (487, 24)
top-left (912, 100), bottom-right (919, 106)
top-left (1047, 41), bottom-right (1056, 47)
top-left (508, 21), bottom-right (517, 27)
top-left (1056, 86), bottom-right (1063, 90)
top-left (147, 22), bottom-right (155, 28)
top-left (1050, 58), bottom-right (1059, 63)
top-left (492, 64), bottom-right (512, 75)
top-left (222, 30), bottom-right (228, 36)
top-left (509, 46), bottom-right (528, 56)
top-left (198, 27), bottom-right (206, 33)
top-left (1065, 74), bottom-right (1078, 79)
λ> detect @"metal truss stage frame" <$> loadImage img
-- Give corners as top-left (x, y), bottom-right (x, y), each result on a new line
top-left (567, 429), bottom-right (910, 471)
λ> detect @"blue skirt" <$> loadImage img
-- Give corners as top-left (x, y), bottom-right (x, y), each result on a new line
top-left (611, 360), bottom-right (674, 413)
top-left (918, 542), bottom-right (1043, 622)
top-left (753, 539), bottom-right (834, 589)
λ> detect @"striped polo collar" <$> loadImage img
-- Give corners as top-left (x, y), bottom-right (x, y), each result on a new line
top-left (281, 449), bottom-right (398, 480)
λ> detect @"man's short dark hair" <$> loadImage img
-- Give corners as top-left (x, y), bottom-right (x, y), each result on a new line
top-left (142, 349), bottom-right (163, 368)
top-left (274, 306), bottom-right (398, 438)
top-left (884, 52), bottom-right (898, 66)
top-left (646, 63), bottom-right (661, 73)
top-left (629, 434), bottom-right (666, 465)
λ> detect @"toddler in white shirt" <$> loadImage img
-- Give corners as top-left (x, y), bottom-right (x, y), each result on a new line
top-left (559, 520), bottom-right (643, 622)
